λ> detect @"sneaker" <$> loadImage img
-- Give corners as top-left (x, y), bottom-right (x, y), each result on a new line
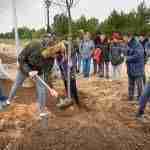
top-left (56, 98), bottom-right (73, 108)
top-left (56, 99), bottom-right (66, 108)
top-left (136, 111), bottom-right (147, 121)
top-left (6, 100), bottom-right (11, 106)
top-left (39, 112), bottom-right (49, 118)
top-left (136, 112), bottom-right (144, 118)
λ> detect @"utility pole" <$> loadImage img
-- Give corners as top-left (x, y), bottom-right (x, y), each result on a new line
top-left (44, 0), bottom-right (52, 33)
top-left (66, 0), bottom-right (73, 99)
top-left (12, 0), bottom-right (20, 59)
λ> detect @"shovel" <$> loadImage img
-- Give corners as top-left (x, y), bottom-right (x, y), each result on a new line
top-left (35, 75), bottom-right (73, 109)
top-left (35, 75), bottom-right (58, 98)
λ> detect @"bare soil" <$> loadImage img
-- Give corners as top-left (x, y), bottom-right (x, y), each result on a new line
top-left (0, 54), bottom-right (150, 150)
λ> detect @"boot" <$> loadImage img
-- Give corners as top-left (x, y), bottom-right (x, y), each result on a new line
top-left (56, 97), bottom-right (73, 109)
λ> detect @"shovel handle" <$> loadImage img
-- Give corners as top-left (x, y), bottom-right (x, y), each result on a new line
top-left (35, 75), bottom-right (58, 98)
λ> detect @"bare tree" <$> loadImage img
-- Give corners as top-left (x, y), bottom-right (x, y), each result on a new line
top-left (65, 0), bottom-right (74, 99)
top-left (62, 0), bottom-right (78, 99)
top-left (43, 0), bottom-right (79, 99)
top-left (51, 0), bottom-right (79, 99)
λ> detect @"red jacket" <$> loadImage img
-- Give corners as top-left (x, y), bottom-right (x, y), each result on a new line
top-left (92, 48), bottom-right (103, 64)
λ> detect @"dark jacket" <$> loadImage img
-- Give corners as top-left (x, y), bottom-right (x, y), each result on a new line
top-left (94, 36), bottom-right (101, 47)
top-left (56, 54), bottom-right (76, 81)
top-left (18, 41), bottom-right (54, 76)
top-left (140, 38), bottom-right (149, 64)
top-left (99, 43), bottom-right (110, 62)
top-left (110, 43), bottom-right (124, 66)
top-left (145, 40), bottom-right (150, 57)
top-left (126, 38), bottom-right (144, 77)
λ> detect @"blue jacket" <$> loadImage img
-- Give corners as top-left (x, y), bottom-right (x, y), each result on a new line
top-left (145, 40), bottom-right (150, 57)
top-left (80, 40), bottom-right (95, 59)
top-left (126, 38), bottom-right (144, 77)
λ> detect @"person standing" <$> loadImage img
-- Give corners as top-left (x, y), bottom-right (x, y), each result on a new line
top-left (139, 34), bottom-right (149, 85)
top-left (80, 32), bottom-right (95, 78)
top-left (136, 80), bottom-right (150, 118)
top-left (99, 34), bottom-right (110, 78)
top-left (92, 46), bottom-right (102, 75)
top-left (110, 33), bottom-right (124, 80)
top-left (56, 50), bottom-right (79, 106)
top-left (72, 38), bottom-right (81, 73)
top-left (136, 35), bottom-right (150, 118)
top-left (93, 33), bottom-right (101, 75)
top-left (125, 35), bottom-right (144, 101)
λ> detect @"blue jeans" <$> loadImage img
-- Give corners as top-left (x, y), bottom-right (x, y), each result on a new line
top-left (8, 70), bottom-right (47, 113)
top-left (138, 83), bottom-right (150, 114)
top-left (0, 80), bottom-right (8, 101)
top-left (0, 80), bottom-right (4, 97)
top-left (82, 57), bottom-right (91, 77)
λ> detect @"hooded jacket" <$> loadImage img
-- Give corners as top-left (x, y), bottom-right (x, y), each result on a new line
top-left (18, 40), bottom-right (54, 76)
top-left (126, 38), bottom-right (144, 77)
top-left (110, 43), bottom-right (124, 66)
top-left (99, 42), bottom-right (110, 62)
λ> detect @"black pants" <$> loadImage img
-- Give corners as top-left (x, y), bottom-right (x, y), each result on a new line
top-left (64, 78), bottom-right (79, 104)
top-left (93, 60), bottom-right (98, 74)
top-left (128, 76), bottom-right (144, 100)
top-left (143, 67), bottom-right (146, 85)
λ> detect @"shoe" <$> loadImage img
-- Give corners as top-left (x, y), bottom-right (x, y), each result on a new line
top-left (136, 112), bottom-right (144, 118)
top-left (136, 110), bottom-right (146, 120)
top-left (6, 100), bottom-right (11, 105)
top-left (135, 113), bottom-right (148, 122)
top-left (39, 112), bottom-right (49, 118)
top-left (56, 98), bottom-right (73, 108)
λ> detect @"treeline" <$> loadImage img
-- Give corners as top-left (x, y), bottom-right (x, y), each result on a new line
top-left (100, 1), bottom-right (150, 35)
top-left (0, 1), bottom-right (150, 39)
top-left (0, 28), bottom-right (47, 39)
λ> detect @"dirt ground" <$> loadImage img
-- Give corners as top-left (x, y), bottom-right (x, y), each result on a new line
top-left (0, 54), bottom-right (150, 150)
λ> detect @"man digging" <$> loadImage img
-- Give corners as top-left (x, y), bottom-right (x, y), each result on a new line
top-left (4, 34), bottom-right (70, 117)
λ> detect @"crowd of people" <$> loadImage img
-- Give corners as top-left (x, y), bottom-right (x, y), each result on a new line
top-left (71, 31), bottom-right (150, 119)
top-left (0, 31), bottom-right (150, 120)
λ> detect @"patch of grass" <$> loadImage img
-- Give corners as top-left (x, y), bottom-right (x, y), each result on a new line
top-left (0, 39), bottom-right (36, 46)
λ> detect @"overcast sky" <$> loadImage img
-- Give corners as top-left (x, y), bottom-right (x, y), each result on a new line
top-left (0, 0), bottom-right (150, 33)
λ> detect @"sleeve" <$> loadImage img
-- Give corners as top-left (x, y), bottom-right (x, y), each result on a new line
top-left (91, 41), bottom-right (95, 50)
top-left (126, 48), bottom-right (144, 63)
top-left (145, 43), bottom-right (150, 57)
top-left (79, 41), bottom-right (83, 53)
top-left (18, 48), bottom-right (32, 75)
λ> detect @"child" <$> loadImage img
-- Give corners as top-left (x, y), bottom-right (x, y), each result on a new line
top-left (92, 46), bottom-right (103, 75)
top-left (110, 34), bottom-right (124, 80)
top-left (56, 51), bottom-right (79, 107)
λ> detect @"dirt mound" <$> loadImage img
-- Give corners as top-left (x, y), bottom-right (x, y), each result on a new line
top-left (0, 53), bottom-right (16, 64)
top-left (0, 77), bottom-right (150, 150)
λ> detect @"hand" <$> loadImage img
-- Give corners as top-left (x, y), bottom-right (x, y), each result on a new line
top-left (29, 71), bottom-right (38, 78)
top-left (50, 89), bottom-right (58, 97)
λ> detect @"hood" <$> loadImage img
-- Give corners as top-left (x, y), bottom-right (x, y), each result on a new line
top-left (128, 38), bottom-right (141, 49)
